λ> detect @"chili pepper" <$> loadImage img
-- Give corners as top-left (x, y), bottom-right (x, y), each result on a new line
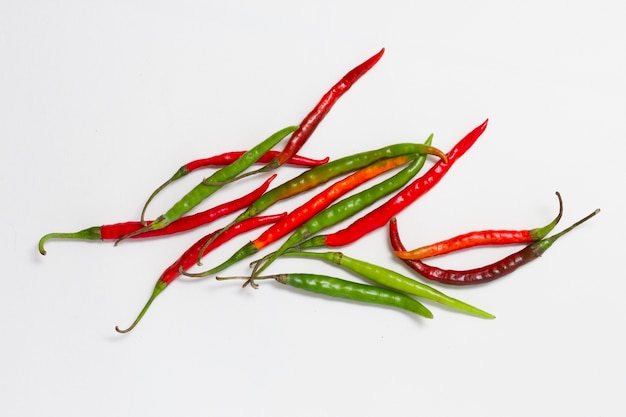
top-left (279, 250), bottom-right (494, 318)
top-left (212, 48), bottom-right (386, 185)
top-left (290, 119), bottom-right (488, 251)
top-left (140, 150), bottom-right (329, 225)
top-left (188, 153), bottom-right (418, 276)
top-left (217, 272), bottom-right (433, 319)
top-left (115, 125), bottom-right (297, 243)
top-left (394, 191), bottom-right (564, 260)
top-left (115, 212), bottom-right (287, 334)
top-left (389, 210), bottom-right (599, 285)
top-left (38, 174), bottom-right (277, 255)
top-left (248, 141), bottom-right (433, 281)
top-left (193, 139), bottom-right (446, 262)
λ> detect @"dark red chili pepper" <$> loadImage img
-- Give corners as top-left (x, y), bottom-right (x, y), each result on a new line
top-left (295, 119), bottom-right (488, 251)
top-left (389, 210), bottom-right (599, 285)
top-left (394, 192), bottom-right (564, 260)
top-left (115, 212), bottom-right (287, 333)
top-left (212, 48), bottom-right (385, 184)
top-left (38, 174), bottom-right (278, 255)
top-left (140, 151), bottom-right (329, 224)
top-left (269, 48), bottom-right (385, 168)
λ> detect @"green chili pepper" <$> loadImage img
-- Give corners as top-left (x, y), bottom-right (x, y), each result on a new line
top-left (218, 273), bottom-right (433, 319)
top-left (194, 137), bottom-right (445, 262)
top-left (116, 125), bottom-right (298, 243)
top-left (279, 250), bottom-right (495, 319)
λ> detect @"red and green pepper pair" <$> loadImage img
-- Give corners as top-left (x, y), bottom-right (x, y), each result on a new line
top-left (389, 204), bottom-right (600, 285)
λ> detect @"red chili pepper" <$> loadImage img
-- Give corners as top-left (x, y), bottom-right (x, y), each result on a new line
top-left (394, 192), bottom-right (564, 260)
top-left (389, 211), bottom-right (599, 285)
top-left (296, 119), bottom-right (488, 250)
top-left (38, 174), bottom-right (278, 255)
top-left (141, 151), bottom-right (329, 223)
top-left (214, 48), bottom-right (385, 185)
top-left (186, 150), bottom-right (329, 171)
top-left (269, 48), bottom-right (385, 168)
top-left (115, 212), bottom-right (287, 333)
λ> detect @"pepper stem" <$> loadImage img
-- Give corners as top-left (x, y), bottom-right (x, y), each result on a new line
top-left (140, 167), bottom-right (189, 225)
top-left (529, 191), bottom-right (564, 240)
top-left (533, 208), bottom-right (600, 255)
top-left (195, 217), bottom-right (239, 265)
top-left (183, 242), bottom-right (259, 279)
top-left (115, 281), bottom-right (167, 334)
top-left (216, 274), bottom-right (276, 287)
top-left (38, 226), bottom-right (102, 255)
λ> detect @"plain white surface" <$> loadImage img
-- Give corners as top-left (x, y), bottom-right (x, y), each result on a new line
top-left (2, 1), bottom-right (624, 416)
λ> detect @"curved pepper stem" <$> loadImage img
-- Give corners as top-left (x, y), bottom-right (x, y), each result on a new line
top-left (532, 208), bottom-right (600, 256)
top-left (38, 226), bottom-right (102, 255)
top-left (115, 281), bottom-right (167, 334)
top-left (140, 167), bottom-right (188, 225)
top-left (529, 191), bottom-right (564, 240)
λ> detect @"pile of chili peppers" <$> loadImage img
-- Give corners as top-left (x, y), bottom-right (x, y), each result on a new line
top-left (39, 48), bottom-right (600, 333)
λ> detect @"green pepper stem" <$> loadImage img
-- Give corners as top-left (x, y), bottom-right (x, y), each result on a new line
top-left (38, 226), bottom-right (102, 255)
top-left (216, 274), bottom-right (275, 283)
top-left (195, 217), bottom-right (240, 265)
top-left (115, 281), bottom-right (168, 334)
top-left (533, 208), bottom-right (600, 255)
top-left (182, 242), bottom-right (259, 279)
top-left (140, 167), bottom-right (189, 225)
top-left (529, 191), bottom-right (564, 240)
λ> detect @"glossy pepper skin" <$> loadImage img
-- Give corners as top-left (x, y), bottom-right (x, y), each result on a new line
top-left (268, 48), bottom-right (385, 169)
top-left (221, 272), bottom-right (433, 319)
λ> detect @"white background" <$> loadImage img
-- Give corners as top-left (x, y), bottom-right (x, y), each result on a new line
top-left (2, 1), bottom-right (624, 416)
